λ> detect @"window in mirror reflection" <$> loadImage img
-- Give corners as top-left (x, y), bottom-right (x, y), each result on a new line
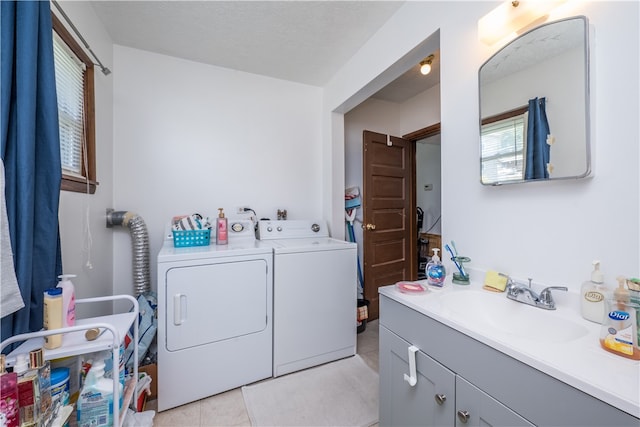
top-left (481, 113), bottom-right (526, 184)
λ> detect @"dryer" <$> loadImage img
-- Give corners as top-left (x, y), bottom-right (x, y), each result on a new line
top-left (257, 220), bottom-right (357, 377)
top-left (157, 219), bottom-right (272, 411)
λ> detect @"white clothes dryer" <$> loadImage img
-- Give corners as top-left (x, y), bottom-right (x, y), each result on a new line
top-left (157, 219), bottom-right (272, 411)
top-left (257, 220), bottom-right (357, 377)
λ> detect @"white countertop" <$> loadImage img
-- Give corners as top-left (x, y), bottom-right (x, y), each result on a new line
top-left (379, 276), bottom-right (640, 419)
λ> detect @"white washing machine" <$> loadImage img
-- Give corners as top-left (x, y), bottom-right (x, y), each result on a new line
top-left (157, 219), bottom-right (272, 411)
top-left (257, 220), bottom-right (357, 377)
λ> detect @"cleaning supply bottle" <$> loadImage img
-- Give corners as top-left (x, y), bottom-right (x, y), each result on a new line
top-left (29, 349), bottom-right (52, 426)
top-left (1, 354), bottom-right (20, 427)
top-left (426, 248), bottom-right (446, 287)
top-left (57, 274), bottom-right (76, 327)
top-left (43, 288), bottom-right (64, 349)
top-left (14, 353), bottom-right (38, 427)
top-left (580, 260), bottom-right (610, 323)
top-left (599, 276), bottom-right (640, 360)
top-left (216, 208), bottom-right (228, 245)
top-left (77, 359), bottom-right (121, 427)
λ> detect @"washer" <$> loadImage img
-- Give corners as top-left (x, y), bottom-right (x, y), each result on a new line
top-left (257, 220), bottom-right (357, 377)
top-left (157, 219), bottom-right (272, 411)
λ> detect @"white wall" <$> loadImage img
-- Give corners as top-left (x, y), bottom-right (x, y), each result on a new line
top-left (55, 1), bottom-right (114, 317)
top-left (328, 1), bottom-right (639, 291)
top-left (112, 46), bottom-right (323, 295)
top-left (416, 137), bottom-right (442, 235)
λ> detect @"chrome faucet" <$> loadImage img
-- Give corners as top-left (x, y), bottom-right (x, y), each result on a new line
top-left (504, 276), bottom-right (567, 310)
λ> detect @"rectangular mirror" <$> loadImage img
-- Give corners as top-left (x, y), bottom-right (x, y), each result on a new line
top-left (479, 16), bottom-right (591, 186)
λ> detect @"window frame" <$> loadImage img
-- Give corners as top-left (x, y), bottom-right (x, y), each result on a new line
top-left (52, 13), bottom-right (98, 194)
top-left (480, 106), bottom-right (529, 185)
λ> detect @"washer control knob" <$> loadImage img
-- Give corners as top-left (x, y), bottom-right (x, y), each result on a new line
top-left (311, 223), bottom-right (320, 232)
top-left (267, 226), bottom-right (273, 232)
top-left (277, 226), bottom-right (283, 232)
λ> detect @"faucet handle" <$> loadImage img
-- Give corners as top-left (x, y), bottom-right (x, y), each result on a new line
top-left (538, 286), bottom-right (568, 307)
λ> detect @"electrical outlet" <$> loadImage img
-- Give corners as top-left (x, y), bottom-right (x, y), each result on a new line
top-left (236, 206), bottom-right (249, 214)
top-left (424, 184), bottom-right (433, 191)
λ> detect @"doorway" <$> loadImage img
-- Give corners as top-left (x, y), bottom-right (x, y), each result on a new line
top-left (359, 124), bottom-right (441, 320)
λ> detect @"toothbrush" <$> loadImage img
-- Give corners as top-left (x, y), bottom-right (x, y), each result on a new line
top-left (451, 240), bottom-right (459, 256)
top-left (450, 240), bottom-right (468, 277)
top-left (445, 244), bottom-right (465, 277)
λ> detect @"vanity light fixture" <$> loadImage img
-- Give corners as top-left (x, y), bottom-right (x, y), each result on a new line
top-left (419, 55), bottom-right (435, 75)
top-left (478, 0), bottom-right (567, 45)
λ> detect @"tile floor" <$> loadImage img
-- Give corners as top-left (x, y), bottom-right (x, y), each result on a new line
top-left (147, 319), bottom-right (380, 426)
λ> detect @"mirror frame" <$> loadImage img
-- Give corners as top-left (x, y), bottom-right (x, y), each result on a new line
top-left (478, 16), bottom-right (591, 186)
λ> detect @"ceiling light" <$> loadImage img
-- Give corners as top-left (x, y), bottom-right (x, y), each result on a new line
top-left (420, 55), bottom-right (434, 75)
top-left (478, 0), bottom-right (567, 45)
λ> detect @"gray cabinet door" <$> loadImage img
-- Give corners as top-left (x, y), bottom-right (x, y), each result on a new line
top-left (455, 376), bottom-right (534, 427)
top-left (380, 325), bottom-right (455, 427)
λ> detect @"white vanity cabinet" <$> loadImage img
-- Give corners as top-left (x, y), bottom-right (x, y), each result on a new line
top-left (379, 293), bottom-right (639, 427)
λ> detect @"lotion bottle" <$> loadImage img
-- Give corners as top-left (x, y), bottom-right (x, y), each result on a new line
top-left (43, 288), bottom-right (63, 349)
top-left (599, 276), bottom-right (640, 360)
top-left (426, 248), bottom-right (446, 287)
top-left (216, 208), bottom-right (228, 245)
top-left (580, 260), bottom-right (610, 323)
top-left (56, 274), bottom-right (76, 328)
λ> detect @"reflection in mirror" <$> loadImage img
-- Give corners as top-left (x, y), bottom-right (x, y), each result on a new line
top-left (479, 16), bottom-right (591, 185)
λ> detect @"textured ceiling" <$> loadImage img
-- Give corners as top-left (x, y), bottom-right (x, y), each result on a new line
top-left (89, 0), bottom-right (439, 103)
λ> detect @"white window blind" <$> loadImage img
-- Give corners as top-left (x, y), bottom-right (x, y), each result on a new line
top-left (53, 31), bottom-right (86, 176)
top-left (481, 114), bottom-right (527, 184)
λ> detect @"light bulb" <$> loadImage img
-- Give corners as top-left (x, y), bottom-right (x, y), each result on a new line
top-left (420, 63), bottom-right (431, 75)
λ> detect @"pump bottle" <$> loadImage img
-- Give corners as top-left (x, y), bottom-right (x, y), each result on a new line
top-left (599, 276), bottom-right (640, 360)
top-left (426, 248), bottom-right (446, 287)
top-left (580, 261), bottom-right (610, 323)
top-left (216, 208), bottom-right (228, 245)
top-left (57, 274), bottom-right (76, 327)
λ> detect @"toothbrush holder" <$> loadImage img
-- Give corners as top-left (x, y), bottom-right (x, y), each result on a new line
top-left (452, 256), bottom-right (471, 285)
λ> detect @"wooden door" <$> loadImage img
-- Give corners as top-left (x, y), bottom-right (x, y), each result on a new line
top-left (362, 130), bottom-right (415, 320)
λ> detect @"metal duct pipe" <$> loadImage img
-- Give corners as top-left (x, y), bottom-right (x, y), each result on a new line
top-left (106, 209), bottom-right (150, 296)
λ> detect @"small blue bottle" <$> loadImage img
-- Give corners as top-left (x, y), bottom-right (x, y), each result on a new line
top-left (426, 248), bottom-right (446, 287)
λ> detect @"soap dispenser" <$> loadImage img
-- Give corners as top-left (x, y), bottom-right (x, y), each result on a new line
top-left (426, 248), bottom-right (446, 287)
top-left (599, 276), bottom-right (640, 360)
top-left (580, 260), bottom-right (610, 323)
top-left (216, 208), bottom-right (228, 245)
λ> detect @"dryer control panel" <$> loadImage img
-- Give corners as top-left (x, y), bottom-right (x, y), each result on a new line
top-left (257, 219), bottom-right (329, 240)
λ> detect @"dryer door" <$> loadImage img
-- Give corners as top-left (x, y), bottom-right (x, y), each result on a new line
top-left (165, 259), bottom-right (269, 351)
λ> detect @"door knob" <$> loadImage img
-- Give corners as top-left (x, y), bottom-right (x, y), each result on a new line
top-left (363, 223), bottom-right (376, 230)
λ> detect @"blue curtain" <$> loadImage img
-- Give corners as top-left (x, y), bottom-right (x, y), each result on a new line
top-left (525, 97), bottom-right (551, 180)
top-left (1, 1), bottom-right (63, 343)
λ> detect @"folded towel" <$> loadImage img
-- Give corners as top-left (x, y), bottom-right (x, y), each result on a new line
top-left (1, 159), bottom-right (25, 318)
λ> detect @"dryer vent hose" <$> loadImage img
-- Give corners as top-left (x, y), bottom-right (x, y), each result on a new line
top-left (107, 210), bottom-right (150, 296)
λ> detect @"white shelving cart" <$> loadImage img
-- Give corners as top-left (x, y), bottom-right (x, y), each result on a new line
top-left (1, 294), bottom-right (139, 427)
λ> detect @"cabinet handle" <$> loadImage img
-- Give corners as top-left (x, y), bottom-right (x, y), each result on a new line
top-left (434, 394), bottom-right (446, 405)
top-left (403, 345), bottom-right (419, 387)
top-left (363, 223), bottom-right (376, 230)
top-left (457, 410), bottom-right (470, 423)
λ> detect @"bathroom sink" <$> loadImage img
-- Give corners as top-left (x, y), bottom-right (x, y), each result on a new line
top-left (438, 290), bottom-right (589, 343)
